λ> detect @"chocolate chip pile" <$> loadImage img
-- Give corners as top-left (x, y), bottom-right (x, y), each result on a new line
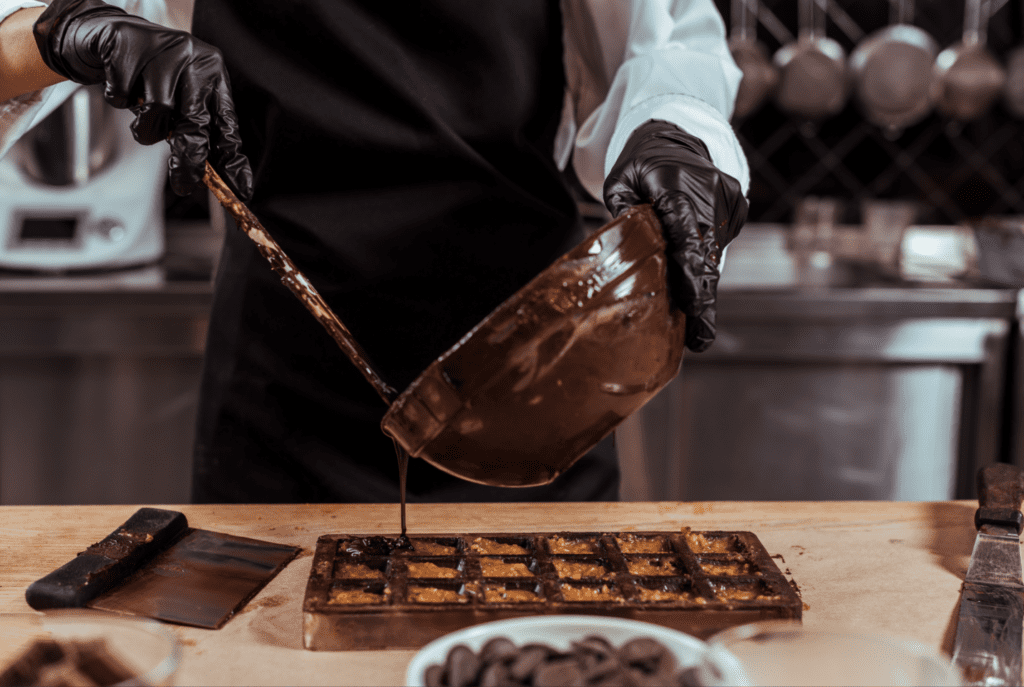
top-left (424, 635), bottom-right (692, 686)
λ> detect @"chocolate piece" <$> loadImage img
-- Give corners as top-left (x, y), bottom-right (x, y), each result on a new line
top-left (478, 661), bottom-right (511, 687)
top-left (444, 644), bottom-right (481, 687)
top-left (424, 664), bottom-right (445, 687)
top-left (580, 654), bottom-right (620, 683)
top-left (509, 645), bottom-right (551, 682)
top-left (25, 508), bottom-right (188, 610)
top-left (533, 659), bottom-right (585, 687)
top-left (0, 639), bottom-right (135, 687)
top-left (479, 637), bottom-right (518, 666)
top-left (620, 637), bottom-right (673, 674)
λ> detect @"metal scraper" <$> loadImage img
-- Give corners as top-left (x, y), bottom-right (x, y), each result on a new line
top-left (25, 508), bottom-right (300, 629)
top-left (953, 464), bottom-right (1024, 686)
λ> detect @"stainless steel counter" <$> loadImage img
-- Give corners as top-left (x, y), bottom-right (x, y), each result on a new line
top-left (619, 225), bottom-right (1019, 503)
top-left (0, 241), bottom-right (215, 505)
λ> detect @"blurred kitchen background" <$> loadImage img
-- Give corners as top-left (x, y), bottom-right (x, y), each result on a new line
top-left (3, 0), bottom-right (1024, 505)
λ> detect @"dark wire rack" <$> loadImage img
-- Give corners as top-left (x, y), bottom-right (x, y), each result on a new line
top-left (717, 0), bottom-right (1024, 224)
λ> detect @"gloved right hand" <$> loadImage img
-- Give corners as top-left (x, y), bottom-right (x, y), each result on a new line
top-left (33, 0), bottom-right (252, 200)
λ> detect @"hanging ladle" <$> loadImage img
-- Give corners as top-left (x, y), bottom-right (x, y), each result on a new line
top-left (773, 0), bottom-right (849, 121)
top-left (729, 0), bottom-right (779, 120)
top-left (933, 0), bottom-right (1006, 121)
top-left (202, 164), bottom-right (686, 488)
top-left (848, 0), bottom-right (939, 134)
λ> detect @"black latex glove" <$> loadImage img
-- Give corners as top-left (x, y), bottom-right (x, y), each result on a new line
top-left (33, 0), bottom-right (252, 200)
top-left (603, 120), bottom-right (748, 352)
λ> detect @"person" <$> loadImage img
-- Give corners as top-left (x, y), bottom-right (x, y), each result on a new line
top-left (0, 0), bottom-right (749, 504)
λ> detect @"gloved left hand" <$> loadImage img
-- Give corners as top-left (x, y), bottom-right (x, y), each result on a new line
top-left (603, 120), bottom-right (748, 353)
top-left (32, 0), bottom-right (253, 200)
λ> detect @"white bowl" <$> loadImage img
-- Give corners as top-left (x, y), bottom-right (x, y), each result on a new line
top-left (404, 615), bottom-right (745, 686)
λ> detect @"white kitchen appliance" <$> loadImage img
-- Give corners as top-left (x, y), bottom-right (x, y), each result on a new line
top-left (0, 85), bottom-right (168, 272)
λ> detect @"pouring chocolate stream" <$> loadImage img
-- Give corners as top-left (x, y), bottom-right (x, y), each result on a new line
top-left (203, 163), bottom-right (410, 536)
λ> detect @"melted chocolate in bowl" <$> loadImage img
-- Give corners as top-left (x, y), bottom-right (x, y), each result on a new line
top-left (204, 165), bottom-right (683, 491)
top-left (381, 206), bottom-right (686, 487)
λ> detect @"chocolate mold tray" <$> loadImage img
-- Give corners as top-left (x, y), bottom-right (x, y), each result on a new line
top-left (302, 531), bottom-right (801, 650)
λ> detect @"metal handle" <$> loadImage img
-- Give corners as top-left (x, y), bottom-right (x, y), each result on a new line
top-left (202, 162), bottom-right (398, 405)
top-left (894, 0), bottom-right (914, 25)
top-left (976, 464), bottom-right (1024, 533)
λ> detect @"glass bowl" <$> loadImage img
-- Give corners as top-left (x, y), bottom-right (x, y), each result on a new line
top-left (698, 621), bottom-right (962, 686)
top-left (0, 610), bottom-right (180, 686)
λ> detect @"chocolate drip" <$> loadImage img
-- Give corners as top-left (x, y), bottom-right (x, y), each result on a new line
top-left (203, 163), bottom-right (398, 405)
top-left (393, 438), bottom-right (411, 544)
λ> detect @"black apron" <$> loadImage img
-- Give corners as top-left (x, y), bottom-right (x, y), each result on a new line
top-left (189, 0), bottom-right (619, 503)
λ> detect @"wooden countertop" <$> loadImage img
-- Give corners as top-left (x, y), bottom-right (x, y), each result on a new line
top-left (0, 501), bottom-right (979, 685)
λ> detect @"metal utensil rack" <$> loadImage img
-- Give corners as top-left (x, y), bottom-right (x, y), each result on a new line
top-left (718, 0), bottom-right (1024, 224)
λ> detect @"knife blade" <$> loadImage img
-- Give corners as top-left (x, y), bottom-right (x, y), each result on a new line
top-left (953, 464), bottom-right (1024, 686)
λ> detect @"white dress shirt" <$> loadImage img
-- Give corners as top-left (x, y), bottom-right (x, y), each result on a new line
top-left (0, 0), bottom-right (748, 197)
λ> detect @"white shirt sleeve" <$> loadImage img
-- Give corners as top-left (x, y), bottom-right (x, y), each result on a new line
top-left (569, 0), bottom-right (750, 201)
top-left (0, 0), bottom-right (191, 161)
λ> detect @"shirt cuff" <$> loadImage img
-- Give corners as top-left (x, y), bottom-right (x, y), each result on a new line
top-left (605, 93), bottom-right (751, 197)
top-left (0, 0), bottom-right (45, 25)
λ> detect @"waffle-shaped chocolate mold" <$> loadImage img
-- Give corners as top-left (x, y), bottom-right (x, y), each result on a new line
top-left (302, 531), bottom-right (802, 650)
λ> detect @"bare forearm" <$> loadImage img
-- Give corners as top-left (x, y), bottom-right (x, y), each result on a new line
top-left (0, 7), bottom-right (65, 101)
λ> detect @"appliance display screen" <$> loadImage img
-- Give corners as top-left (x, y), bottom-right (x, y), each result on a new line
top-left (19, 217), bottom-right (78, 242)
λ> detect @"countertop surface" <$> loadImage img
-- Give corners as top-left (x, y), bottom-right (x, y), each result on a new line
top-left (0, 501), bottom-right (983, 685)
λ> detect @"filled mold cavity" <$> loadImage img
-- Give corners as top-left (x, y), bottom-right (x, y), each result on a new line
top-left (710, 579), bottom-right (777, 602)
top-left (406, 580), bottom-right (470, 604)
top-left (547, 536), bottom-right (601, 555)
top-left (407, 558), bottom-right (464, 579)
top-left (483, 580), bottom-right (544, 604)
top-left (684, 532), bottom-right (742, 554)
top-left (478, 556), bottom-right (535, 578)
top-left (468, 536), bottom-right (532, 555)
top-left (327, 580), bottom-right (390, 605)
top-left (409, 537), bottom-right (463, 556)
top-left (625, 557), bottom-right (681, 576)
top-left (615, 534), bottom-right (670, 554)
top-left (698, 557), bottom-right (754, 576)
top-left (559, 582), bottom-right (624, 603)
top-left (552, 557), bottom-right (610, 580)
top-left (631, 578), bottom-right (698, 603)
top-left (335, 557), bottom-right (389, 581)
